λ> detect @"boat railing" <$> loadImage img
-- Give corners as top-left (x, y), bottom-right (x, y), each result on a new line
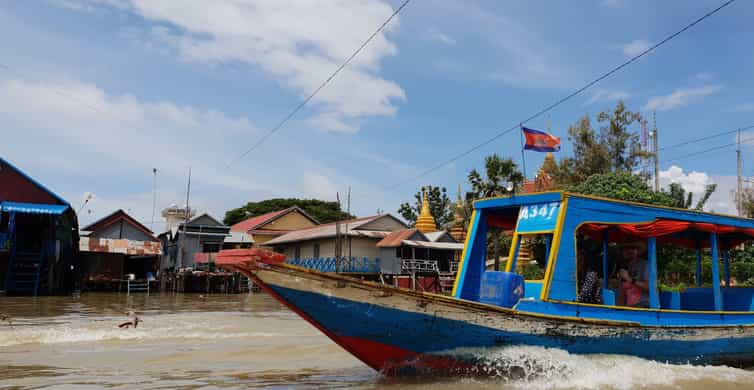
top-left (401, 259), bottom-right (439, 273)
top-left (287, 257), bottom-right (381, 273)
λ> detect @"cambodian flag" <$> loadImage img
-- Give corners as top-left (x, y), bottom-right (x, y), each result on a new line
top-left (522, 127), bottom-right (561, 152)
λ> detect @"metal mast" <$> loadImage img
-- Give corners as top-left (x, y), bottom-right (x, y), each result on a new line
top-left (652, 112), bottom-right (660, 192)
top-left (738, 129), bottom-right (743, 216)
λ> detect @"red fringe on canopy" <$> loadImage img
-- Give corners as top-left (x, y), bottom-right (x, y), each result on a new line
top-left (487, 214), bottom-right (517, 230)
top-left (579, 220), bottom-right (754, 249)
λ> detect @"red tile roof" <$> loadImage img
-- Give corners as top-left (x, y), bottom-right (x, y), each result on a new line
top-left (230, 209), bottom-right (289, 232)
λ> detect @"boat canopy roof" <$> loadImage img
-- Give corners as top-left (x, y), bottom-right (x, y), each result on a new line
top-left (476, 192), bottom-right (754, 245)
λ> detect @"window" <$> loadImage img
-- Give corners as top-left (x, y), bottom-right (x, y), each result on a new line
top-left (313, 243), bottom-right (320, 258)
top-left (294, 246), bottom-right (301, 259)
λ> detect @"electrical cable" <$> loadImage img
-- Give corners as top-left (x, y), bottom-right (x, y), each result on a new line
top-left (225, 0), bottom-right (413, 167)
top-left (383, 0), bottom-right (736, 191)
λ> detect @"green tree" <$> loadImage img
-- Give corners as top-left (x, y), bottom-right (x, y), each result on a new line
top-left (467, 154), bottom-right (524, 199)
top-left (556, 101), bottom-right (648, 186)
top-left (223, 198), bottom-right (354, 226)
top-left (398, 186), bottom-right (455, 228)
top-left (567, 171), bottom-right (675, 206)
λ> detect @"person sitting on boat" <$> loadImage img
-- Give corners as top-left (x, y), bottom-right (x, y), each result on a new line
top-left (577, 248), bottom-right (602, 304)
top-left (617, 241), bottom-right (649, 307)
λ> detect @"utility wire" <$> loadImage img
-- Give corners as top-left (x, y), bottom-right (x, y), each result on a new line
top-left (662, 136), bottom-right (754, 164)
top-left (225, 0), bottom-right (412, 168)
top-left (383, 0), bottom-right (736, 191)
top-left (659, 124), bottom-right (754, 151)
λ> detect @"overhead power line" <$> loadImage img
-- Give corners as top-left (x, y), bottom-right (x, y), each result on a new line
top-left (662, 136), bottom-right (754, 164)
top-left (226, 0), bottom-right (413, 168)
top-left (383, 0), bottom-right (736, 191)
top-left (659, 124), bottom-right (754, 151)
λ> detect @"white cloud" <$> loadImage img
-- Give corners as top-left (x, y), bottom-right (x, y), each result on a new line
top-left (643, 85), bottom-right (722, 112)
top-left (659, 165), bottom-right (737, 215)
top-left (660, 165), bottom-right (712, 195)
top-left (65, 0), bottom-right (407, 133)
top-left (425, 28), bottom-right (456, 45)
top-left (583, 89), bottom-right (630, 106)
top-left (621, 39), bottom-right (651, 57)
top-left (0, 77), bottom-right (409, 223)
top-left (732, 102), bottom-right (754, 113)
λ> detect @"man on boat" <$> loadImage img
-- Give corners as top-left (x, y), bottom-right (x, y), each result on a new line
top-left (617, 241), bottom-right (649, 307)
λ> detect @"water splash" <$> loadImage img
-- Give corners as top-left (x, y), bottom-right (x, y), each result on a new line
top-left (438, 345), bottom-right (754, 389)
top-left (0, 312), bottom-right (282, 347)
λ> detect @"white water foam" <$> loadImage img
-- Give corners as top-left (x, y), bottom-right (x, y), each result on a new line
top-left (439, 346), bottom-right (754, 389)
top-left (0, 312), bottom-right (283, 347)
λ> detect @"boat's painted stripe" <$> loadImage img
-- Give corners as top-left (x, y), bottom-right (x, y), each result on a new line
top-left (452, 210), bottom-right (478, 297)
top-left (265, 282), bottom-right (754, 364)
top-left (541, 196), bottom-right (569, 300)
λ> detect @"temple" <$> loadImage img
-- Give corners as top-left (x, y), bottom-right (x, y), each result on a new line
top-left (415, 188), bottom-right (438, 233)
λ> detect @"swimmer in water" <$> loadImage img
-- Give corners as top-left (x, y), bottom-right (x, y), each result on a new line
top-left (118, 311), bottom-right (141, 328)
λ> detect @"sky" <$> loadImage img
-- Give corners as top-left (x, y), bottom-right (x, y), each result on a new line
top-left (1, 0), bottom-right (753, 230)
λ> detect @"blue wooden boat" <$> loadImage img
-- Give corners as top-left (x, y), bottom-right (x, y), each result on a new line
top-left (218, 192), bottom-right (754, 374)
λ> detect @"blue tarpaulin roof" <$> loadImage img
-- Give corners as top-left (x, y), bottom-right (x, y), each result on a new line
top-left (0, 201), bottom-right (69, 215)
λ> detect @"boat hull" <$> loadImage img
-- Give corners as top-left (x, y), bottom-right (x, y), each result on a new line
top-left (247, 263), bottom-right (754, 374)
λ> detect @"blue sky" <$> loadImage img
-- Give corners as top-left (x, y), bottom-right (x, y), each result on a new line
top-left (2, 0), bottom-right (752, 229)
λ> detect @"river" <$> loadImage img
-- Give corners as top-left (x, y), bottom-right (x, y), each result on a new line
top-left (1, 292), bottom-right (753, 389)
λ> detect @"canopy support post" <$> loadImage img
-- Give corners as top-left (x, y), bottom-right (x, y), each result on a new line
top-left (602, 230), bottom-right (609, 290)
top-left (722, 240), bottom-right (730, 287)
top-left (648, 237), bottom-right (659, 309)
top-left (508, 234), bottom-right (521, 273)
top-left (710, 233), bottom-right (723, 311)
top-left (695, 239), bottom-right (702, 287)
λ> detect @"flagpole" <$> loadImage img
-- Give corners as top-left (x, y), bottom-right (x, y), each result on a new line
top-left (519, 124), bottom-right (527, 180)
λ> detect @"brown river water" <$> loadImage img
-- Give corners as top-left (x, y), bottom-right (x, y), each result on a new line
top-left (1, 292), bottom-right (754, 389)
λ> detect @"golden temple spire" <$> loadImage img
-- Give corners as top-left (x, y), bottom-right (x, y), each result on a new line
top-left (450, 184), bottom-right (466, 241)
top-left (415, 187), bottom-right (438, 233)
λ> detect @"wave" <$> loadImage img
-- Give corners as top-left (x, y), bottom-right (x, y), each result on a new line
top-left (0, 313), bottom-right (283, 347)
top-left (438, 345), bottom-right (754, 389)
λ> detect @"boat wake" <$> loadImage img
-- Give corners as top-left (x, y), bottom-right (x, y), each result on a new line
top-left (433, 346), bottom-right (754, 389)
top-left (0, 312), bottom-right (282, 347)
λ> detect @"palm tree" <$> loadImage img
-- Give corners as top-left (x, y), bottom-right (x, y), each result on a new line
top-left (467, 154), bottom-right (524, 200)
top-left (666, 182), bottom-right (717, 211)
top-left (466, 154), bottom-right (524, 270)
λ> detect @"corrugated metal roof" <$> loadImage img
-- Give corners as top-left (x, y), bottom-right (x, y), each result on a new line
top-left (265, 214), bottom-right (399, 245)
top-left (81, 209), bottom-right (157, 239)
top-left (401, 240), bottom-right (464, 250)
top-left (224, 231), bottom-right (254, 244)
top-left (377, 229), bottom-right (422, 247)
top-left (0, 158), bottom-right (69, 205)
top-left (424, 231), bottom-right (448, 242)
top-left (1, 201), bottom-right (69, 215)
top-left (230, 206), bottom-right (319, 233)
top-left (80, 236), bottom-right (162, 255)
